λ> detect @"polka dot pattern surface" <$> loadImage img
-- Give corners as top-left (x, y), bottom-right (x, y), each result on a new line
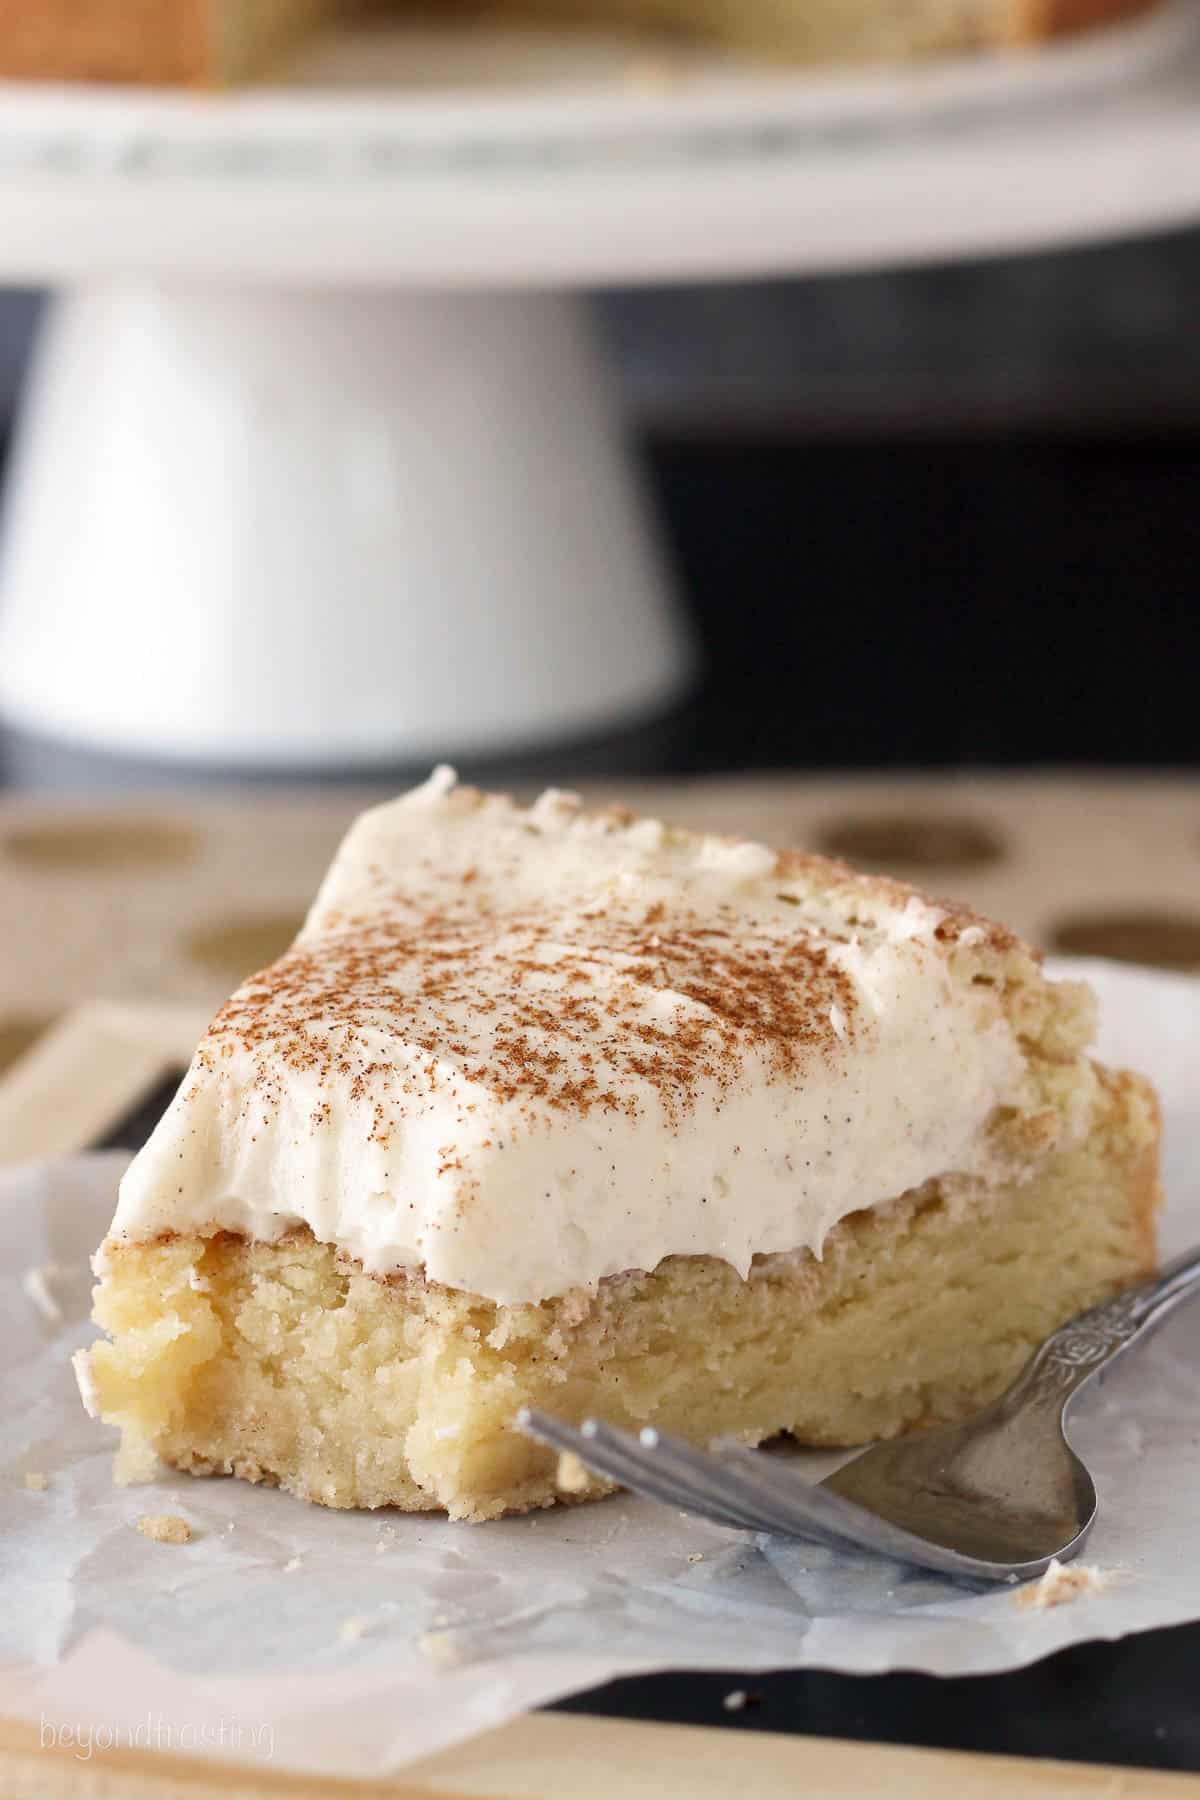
top-left (0, 778), bottom-right (1196, 1060)
top-left (3, 818), bottom-right (199, 873)
top-left (817, 814), bottom-right (1005, 875)
top-left (1051, 910), bottom-right (1200, 973)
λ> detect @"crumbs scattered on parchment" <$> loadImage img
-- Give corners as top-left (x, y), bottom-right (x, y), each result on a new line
top-left (339, 1616), bottom-right (371, 1643)
top-left (376, 1525), bottom-right (398, 1555)
top-left (687, 1552), bottom-right (705, 1564)
top-left (136, 1514), bottom-right (192, 1545)
top-left (23, 1470), bottom-right (48, 1492)
top-left (419, 1631), bottom-right (469, 1670)
top-left (1015, 1559), bottom-right (1128, 1610)
top-left (283, 1555), bottom-right (303, 1573)
top-left (555, 1451), bottom-right (590, 1495)
top-left (22, 1264), bottom-right (65, 1323)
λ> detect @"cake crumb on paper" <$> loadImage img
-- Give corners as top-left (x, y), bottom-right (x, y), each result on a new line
top-left (136, 1513), bottom-right (191, 1545)
top-left (283, 1555), bottom-right (303, 1573)
top-left (22, 1264), bottom-right (64, 1323)
top-left (339, 1615), bottom-right (370, 1643)
top-left (419, 1631), bottom-right (468, 1670)
top-left (114, 1437), bottom-right (160, 1486)
top-left (687, 1552), bottom-right (705, 1564)
top-left (555, 1451), bottom-right (590, 1494)
top-left (23, 1470), bottom-right (48, 1492)
top-left (1016, 1559), bottom-right (1126, 1610)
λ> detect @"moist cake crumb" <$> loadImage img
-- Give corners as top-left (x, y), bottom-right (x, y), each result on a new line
top-left (23, 1470), bottom-right (48, 1492)
top-left (555, 1451), bottom-right (590, 1494)
top-left (419, 1630), bottom-right (468, 1669)
top-left (1016, 1559), bottom-right (1125, 1609)
top-left (137, 1513), bottom-right (191, 1544)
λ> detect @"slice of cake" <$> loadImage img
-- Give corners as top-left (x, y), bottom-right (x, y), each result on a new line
top-left (78, 769), bottom-right (1161, 1521)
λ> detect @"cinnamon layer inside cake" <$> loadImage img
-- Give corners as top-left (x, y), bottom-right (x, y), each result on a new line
top-left (86, 1064), bottom-right (1159, 1521)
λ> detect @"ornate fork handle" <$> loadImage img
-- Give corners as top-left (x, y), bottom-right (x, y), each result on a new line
top-left (1018, 1243), bottom-right (1200, 1410)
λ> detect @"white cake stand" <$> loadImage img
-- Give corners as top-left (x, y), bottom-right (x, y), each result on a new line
top-left (0, 4), bottom-right (1198, 766)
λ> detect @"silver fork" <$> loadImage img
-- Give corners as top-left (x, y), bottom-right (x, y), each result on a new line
top-left (518, 1244), bottom-right (1200, 1582)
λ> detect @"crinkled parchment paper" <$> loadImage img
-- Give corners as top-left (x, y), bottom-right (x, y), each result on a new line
top-left (0, 959), bottom-right (1196, 1778)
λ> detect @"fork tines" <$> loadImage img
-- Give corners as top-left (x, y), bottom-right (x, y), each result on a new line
top-left (516, 1407), bottom-right (865, 1549)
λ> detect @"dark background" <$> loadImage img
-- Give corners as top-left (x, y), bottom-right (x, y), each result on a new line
top-left (1, 223), bottom-right (1198, 788)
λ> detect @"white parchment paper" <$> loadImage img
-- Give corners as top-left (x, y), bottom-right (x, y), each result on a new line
top-left (0, 958), bottom-right (1196, 1779)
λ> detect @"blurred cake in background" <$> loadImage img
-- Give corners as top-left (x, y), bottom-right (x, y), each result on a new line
top-left (0, 0), bottom-right (338, 85)
top-left (0, 0), bottom-right (1164, 86)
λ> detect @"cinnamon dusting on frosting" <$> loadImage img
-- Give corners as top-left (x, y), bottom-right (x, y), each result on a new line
top-left (108, 768), bottom-right (1043, 1305)
top-left (201, 908), bottom-right (859, 1139)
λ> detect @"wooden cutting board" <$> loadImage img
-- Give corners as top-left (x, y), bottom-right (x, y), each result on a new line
top-left (3, 1709), bottom-right (1199, 1797)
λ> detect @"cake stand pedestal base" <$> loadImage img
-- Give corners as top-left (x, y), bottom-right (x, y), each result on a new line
top-left (0, 283), bottom-right (692, 767)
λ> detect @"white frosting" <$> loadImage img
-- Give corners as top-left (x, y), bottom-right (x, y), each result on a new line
top-left (110, 769), bottom-right (1031, 1305)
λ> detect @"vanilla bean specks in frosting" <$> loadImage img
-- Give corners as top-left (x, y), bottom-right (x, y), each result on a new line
top-left (110, 768), bottom-right (1032, 1305)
